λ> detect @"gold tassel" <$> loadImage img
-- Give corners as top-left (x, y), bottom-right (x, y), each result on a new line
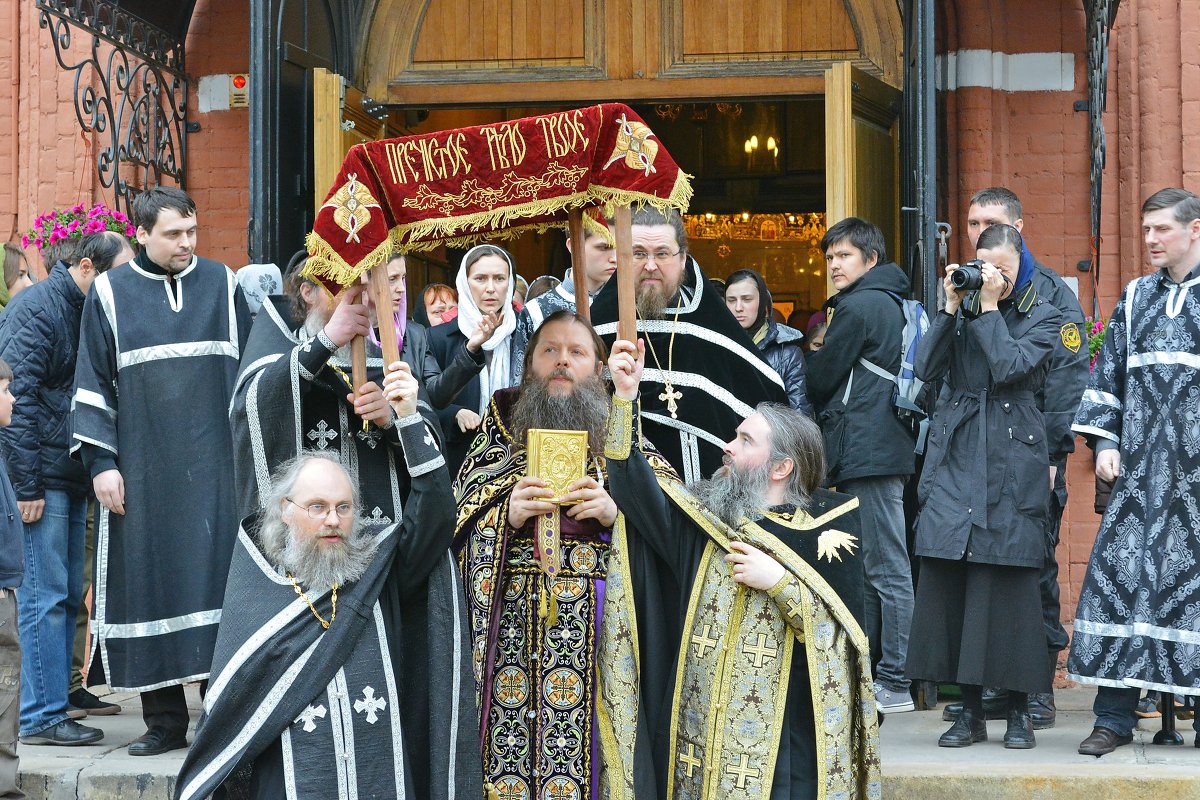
top-left (538, 584), bottom-right (549, 622)
top-left (546, 575), bottom-right (559, 629)
top-left (485, 782), bottom-right (500, 800)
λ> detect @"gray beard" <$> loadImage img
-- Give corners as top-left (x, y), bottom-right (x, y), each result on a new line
top-left (510, 372), bottom-right (610, 454)
top-left (687, 460), bottom-right (772, 529)
top-left (259, 516), bottom-right (381, 589)
top-left (302, 310), bottom-right (353, 362)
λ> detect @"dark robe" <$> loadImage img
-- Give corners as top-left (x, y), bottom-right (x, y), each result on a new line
top-left (1068, 268), bottom-right (1200, 696)
top-left (453, 387), bottom-right (676, 800)
top-left (590, 256), bottom-right (788, 483)
top-left (598, 396), bottom-right (880, 800)
top-left (71, 254), bottom-right (250, 691)
top-left (230, 296), bottom-right (470, 521)
top-left (175, 416), bottom-right (480, 800)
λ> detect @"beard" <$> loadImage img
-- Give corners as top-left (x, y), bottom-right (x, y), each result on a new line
top-left (510, 370), bottom-right (610, 453)
top-left (259, 516), bottom-right (381, 589)
top-left (303, 308), bottom-right (354, 362)
top-left (687, 459), bottom-right (773, 528)
top-left (634, 274), bottom-right (683, 320)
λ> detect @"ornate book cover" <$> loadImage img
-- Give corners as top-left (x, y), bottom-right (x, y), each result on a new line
top-left (526, 428), bottom-right (588, 505)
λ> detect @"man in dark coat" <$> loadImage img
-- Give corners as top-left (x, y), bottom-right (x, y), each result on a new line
top-left (956, 187), bottom-right (1090, 727)
top-left (804, 216), bottom-right (918, 715)
top-left (1, 232), bottom-right (132, 746)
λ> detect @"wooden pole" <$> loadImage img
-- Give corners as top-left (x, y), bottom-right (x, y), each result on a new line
top-left (613, 205), bottom-right (637, 343)
top-left (568, 208), bottom-right (589, 321)
top-left (351, 334), bottom-right (368, 390)
top-left (369, 262), bottom-right (402, 367)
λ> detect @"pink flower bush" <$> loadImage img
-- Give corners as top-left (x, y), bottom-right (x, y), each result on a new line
top-left (24, 203), bottom-right (138, 253)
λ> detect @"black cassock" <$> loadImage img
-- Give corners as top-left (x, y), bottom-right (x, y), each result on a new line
top-left (230, 296), bottom-right (466, 522)
top-left (591, 256), bottom-right (787, 483)
top-left (71, 255), bottom-right (249, 691)
top-left (175, 416), bottom-right (480, 800)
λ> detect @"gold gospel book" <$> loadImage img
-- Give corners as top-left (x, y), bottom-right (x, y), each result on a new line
top-left (526, 428), bottom-right (588, 505)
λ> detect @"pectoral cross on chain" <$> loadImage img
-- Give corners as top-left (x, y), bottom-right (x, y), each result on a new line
top-left (659, 385), bottom-right (682, 419)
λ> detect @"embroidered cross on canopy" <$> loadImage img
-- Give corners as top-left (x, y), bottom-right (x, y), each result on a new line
top-left (303, 103), bottom-right (693, 295)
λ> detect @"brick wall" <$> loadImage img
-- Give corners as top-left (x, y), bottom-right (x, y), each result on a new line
top-left (0, 0), bottom-right (251, 272)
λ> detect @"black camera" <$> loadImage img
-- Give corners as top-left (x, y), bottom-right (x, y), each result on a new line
top-left (951, 259), bottom-right (985, 292)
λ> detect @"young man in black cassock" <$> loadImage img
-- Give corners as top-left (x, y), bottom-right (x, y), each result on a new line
top-left (597, 338), bottom-right (880, 800)
top-left (72, 187), bottom-right (251, 755)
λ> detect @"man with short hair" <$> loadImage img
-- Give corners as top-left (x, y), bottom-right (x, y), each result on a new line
top-left (176, 368), bottom-right (479, 799)
top-left (599, 338), bottom-right (879, 800)
top-left (72, 186), bottom-right (252, 755)
top-left (456, 310), bottom-right (674, 800)
top-left (1069, 187), bottom-right (1200, 755)
top-left (2, 232), bottom-right (132, 746)
top-left (511, 228), bottom-right (617, 380)
top-left (804, 216), bottom-right (917, 714)
top-left (590, 206), bottom-right (787, 483)
top-left (940, 187), bottom-right (1090, 728)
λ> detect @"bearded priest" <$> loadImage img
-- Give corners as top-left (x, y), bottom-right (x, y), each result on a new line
top-left (453, 311), bottom-right (675, 800)
top-left (598, 337), bottom-right (880, 800)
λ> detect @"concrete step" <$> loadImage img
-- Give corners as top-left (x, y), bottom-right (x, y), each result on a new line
top-left (14, 686), bottom-right (1200, 799)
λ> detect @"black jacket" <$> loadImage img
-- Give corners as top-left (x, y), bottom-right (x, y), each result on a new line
top-left (0, 452), bottom-right (23, 588)
top-left (756, 320), bottom-right (813, 416)
top-left (427, 324), bottom-right (488, 474)
top-left (1030, 261), bottom-right (1089, 467)
top-left (805, 262), bottom-right (916, 483)
top-left (0, 263), bottom-right (91, 498)
top-left (913, 290), bottom-right (1061, 568)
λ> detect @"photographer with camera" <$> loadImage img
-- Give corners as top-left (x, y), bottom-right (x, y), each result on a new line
top-left (805, 216), bottom-right (918, 715)
top-left (905, 223), bottom-right (1062, 750)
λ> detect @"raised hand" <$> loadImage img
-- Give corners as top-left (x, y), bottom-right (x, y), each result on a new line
top-left (608, 338), bottom-right (644, 401)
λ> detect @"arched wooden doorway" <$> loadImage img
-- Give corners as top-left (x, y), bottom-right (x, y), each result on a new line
top-left (311, 0), bottom-right (904, 312)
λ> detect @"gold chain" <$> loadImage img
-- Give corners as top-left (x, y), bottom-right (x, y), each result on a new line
top-left (288, 574), bottom-right (339, 629)
top-left (326, 362), bottom-right (370, 433)
top-left (642, 306), bottom-right (683, 418)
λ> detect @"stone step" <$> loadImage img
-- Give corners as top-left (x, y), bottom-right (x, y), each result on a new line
top-left (15, 686), bottom-right (1200, 799)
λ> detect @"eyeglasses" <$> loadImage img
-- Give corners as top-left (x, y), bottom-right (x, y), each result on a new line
top-left (631, 249), bottom-right (681, 265)
top-left (286, 498), bottom-right (355, 520)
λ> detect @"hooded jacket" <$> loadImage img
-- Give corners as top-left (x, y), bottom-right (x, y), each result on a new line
top-left (805, 262), bottom-right (916, 483)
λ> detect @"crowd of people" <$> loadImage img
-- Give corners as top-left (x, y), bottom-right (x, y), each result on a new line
top-left (0, 181), bottom-right (1197, 800)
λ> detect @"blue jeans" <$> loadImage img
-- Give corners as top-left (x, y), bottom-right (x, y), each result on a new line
top-left (839, 475), bottom-right (913, 692)
top-left (17, 490), bottom-right (87, 737)
top-left (1093, 685), bottom-right (1200, 737)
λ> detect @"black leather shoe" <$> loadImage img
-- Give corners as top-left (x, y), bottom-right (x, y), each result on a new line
top-left (20, 719), bottom-right (104, 746)
top-left (942, 700), bottom-right (1007, 721)
top-left (128, 726), bottom-right (188, 756)
top-left (1004, 709), bottom-right (1036, 749)
top-left (69, 688), bottom-right (122, 716)
top-left (1028, 692), bottom-right (1056, 729)
top-left (1078, 726), bottom-right (1133, 756)
top-left (938, 708), bottom-right (988, 747)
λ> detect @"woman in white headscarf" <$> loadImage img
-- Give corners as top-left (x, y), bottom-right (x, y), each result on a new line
top-left (428, 243), bottom-right (519, 472)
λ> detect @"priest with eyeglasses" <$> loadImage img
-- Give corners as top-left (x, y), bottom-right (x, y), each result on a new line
top-left (175, 362), bottom-right (480, 800)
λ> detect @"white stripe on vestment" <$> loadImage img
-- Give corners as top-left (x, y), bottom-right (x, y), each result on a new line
top-left (373, 604), bottom-right (406, 799)
top-left (73, 388), bottom-right (116, 419)
top-left (1082, 389), bottom-right (1121, 409)
top-left (1070, 424), bottom-right (1118, 444)
top-left (118, 340), bottom-right (238, 369)
top-left (245, 372), bottom-right (274, 502)
top-left (447, 552), bottom-right (463, 798)
top-left (231, 353), bottom-right (282, 409)
top-left (225, 267), bottom-right (240, 357)
top-left (97, 609), bottom-right (221, 639)
top-left (282, 728), bottom-right (299, 800)
top-left (1074, 617), bottom-right (1200, 646)
top-left (177, 636), bottom-right (324, 800)
top-left (592, 319), bottom-right (784, 388)
top-left (71, 433), bottom-right (117, 455)
top-left (333, 669), bottom-right (358, 800)
top-left (1127, 351), bottom-right (1200, 370)
top-left (94, 507), bottom-right (113, 695)
top-left (642, 367), bottom-right (758, 418)
top-left (1066, 672), bottom-right (1200, 698)
top-left (641, 412), bottom-right (728, 450)
top-left (94, 271), bottom-right (120, 354)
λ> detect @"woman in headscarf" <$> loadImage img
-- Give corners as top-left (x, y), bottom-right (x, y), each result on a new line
top-left (723, 268), bottom-right (812, 416)
top-left (906, 223), bottom-right (1060, 750)
top-left (428, 244), bottom-right (518, 472)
